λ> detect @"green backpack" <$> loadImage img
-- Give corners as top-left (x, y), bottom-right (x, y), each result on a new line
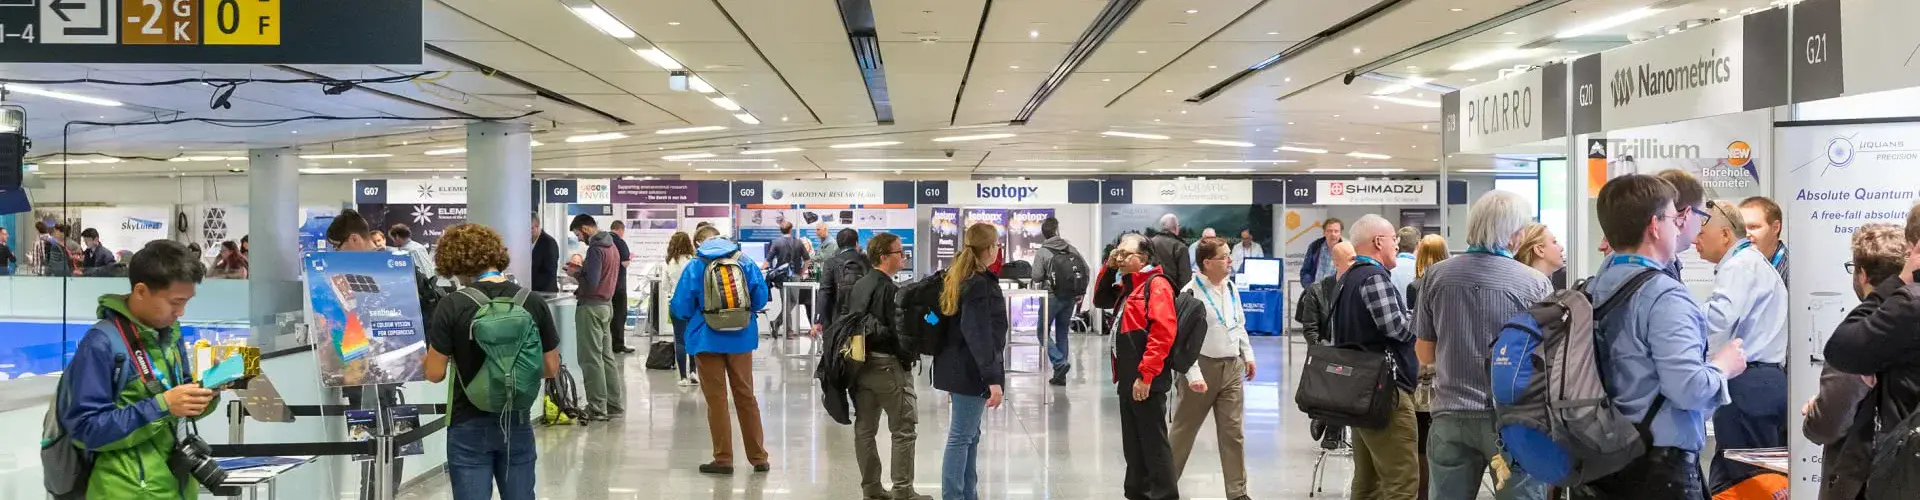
top-left (452, 287), bottom-right (545, 413)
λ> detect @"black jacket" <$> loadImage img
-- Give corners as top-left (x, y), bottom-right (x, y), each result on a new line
top-left (1331, 263), bottom-right (1416, 390)
top-left (1146, 232), bottom-right (1192, 291)
top-left (933, 271), bottom-right (1006, 397)
top-left (532, 231), bottom-right (559, 293)
top-left (845, 268), bottom-right (909, 360)
top-left (1805, 366), bottom-right (1874, 500)
top-left (1295, 275), bottom-right (1340, 346)
top-left (816, 248), bottom-right (869, 327)
top-left (1825, 275), bottom-right (1920, 425)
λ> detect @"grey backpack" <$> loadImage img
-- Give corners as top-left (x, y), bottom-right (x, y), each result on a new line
top-left (701, 254), bottom-right (753, 331)
top-left (42, 319), bottom-right (136, 500)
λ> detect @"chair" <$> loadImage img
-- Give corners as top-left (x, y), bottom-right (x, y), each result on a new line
top-left (1309, 420), bottom-right (1351, 498)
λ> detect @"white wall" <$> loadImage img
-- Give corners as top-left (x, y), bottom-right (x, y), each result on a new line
top-left (35, 174), bottom-right (355, 206)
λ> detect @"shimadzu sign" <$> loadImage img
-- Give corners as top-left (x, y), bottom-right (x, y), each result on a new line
top-left (948, 180), bottom-right (1070, 205)
top-left (1594, 8), bottom-right (1788, 131)
top-left (1443, 63), bottom-right (1567, 154)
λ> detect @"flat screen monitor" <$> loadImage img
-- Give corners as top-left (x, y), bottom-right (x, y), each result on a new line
top-left (739, 242), bottom-right (768, 268)
top-left (1241, 257), bottom-right (1282, 288)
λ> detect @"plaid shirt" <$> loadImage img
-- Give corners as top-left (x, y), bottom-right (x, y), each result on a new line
top-left (1358, 268), bottom-right (1413, 343)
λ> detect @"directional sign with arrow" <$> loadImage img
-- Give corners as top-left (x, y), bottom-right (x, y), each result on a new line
top-left (40, 0), bottom-right (113, 43)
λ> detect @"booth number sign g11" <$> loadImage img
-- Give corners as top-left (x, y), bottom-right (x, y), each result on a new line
top-left (2, 0), bottom-right (280, 45)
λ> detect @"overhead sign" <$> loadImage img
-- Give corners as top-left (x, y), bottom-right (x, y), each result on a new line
top-left (1442, 64), bottom-right (1567, 154)
top-left (1129, 179), bottom-right (1253, 205)
top-left (1790, 0), bottom-right (1843, 103)
top-left (357, 178), bottom-right (465, 205)
top-left (739, 180), bottom-right (913, 207)
top-left (944, 180), bottom-right (1073, 205)
top-left (1315, 180), bottom-right (1438, 205)
top-left (1594, 9), bottom-right (1788, 131)
top-left (609, 179), bottom-right (728, 204)
top-left (0, 0), bottom-right (420, 64)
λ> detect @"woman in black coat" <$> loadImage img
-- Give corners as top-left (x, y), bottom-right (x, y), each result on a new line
top-left (932, 223), bottom-right (1006, 500)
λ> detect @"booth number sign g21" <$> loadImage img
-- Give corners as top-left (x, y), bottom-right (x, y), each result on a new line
top-left (3, 0), bottom-right (279, 45)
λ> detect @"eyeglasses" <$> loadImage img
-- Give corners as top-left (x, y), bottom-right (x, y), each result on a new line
top-left (1844, 261), bottom-right (1857, 275)
top-left (1689, 205), bottom-right (1713, 224)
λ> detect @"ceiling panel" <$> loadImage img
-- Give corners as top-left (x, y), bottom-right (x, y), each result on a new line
top-left (429, 41), bottom-right (579, 72)
top-left (423, 0), bottom-right (515, 42)
top-left (873, 0), bottom-right (987, 43)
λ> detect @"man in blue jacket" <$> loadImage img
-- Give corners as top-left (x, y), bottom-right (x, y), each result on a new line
top-left (670, 235), bottom-right (772, 474)
top-left (1299, 218), bottom-right (1344, 286)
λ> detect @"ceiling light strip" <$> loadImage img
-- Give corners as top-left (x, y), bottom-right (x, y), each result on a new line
top-left (1277, 145), bottom-right (1329, 154)
top-left (829, 141), bottom-right (901, 149)
top-left (1101, 131), bottom-right (1169, 140)
top-left (1011, 0), bottom-right (1147, 124)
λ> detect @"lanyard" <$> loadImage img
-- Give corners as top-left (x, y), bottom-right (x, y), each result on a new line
top-left (1607, 254), bottom-right (1665, 271)
top-left (1731, 241), bottom-right (1785, 267)
top-left (1466, 245), bottom-right (1513, 258)
top-left (1193, 278), bottom-right (1240, 328)
top-left (477, 271), bottom-right (504, 281)
top-left (1354, 255), bottom-right (1383, 268)
top-left (112, 317), bottom-right (177, 390)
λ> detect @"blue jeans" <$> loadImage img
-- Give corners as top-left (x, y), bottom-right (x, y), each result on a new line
top-left (1428, 412), bottom-right (1546, 500)
top-left (1711, 363), bottom-right (1788, 491)
top-left (446, 414), bottom-right (537, 500)
top-left (671, 317), bottom-right (696, 379)
top-left (1046, 297), bottom-right (1076, 370)
top-left (944, 393), bottom-right (988, 500)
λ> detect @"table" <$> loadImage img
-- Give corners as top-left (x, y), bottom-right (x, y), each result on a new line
top-left (1239, 289), bottom-right (1284, 336)
top-left (209, 455), bottom-right (317, 499)
top-left (1723, 447), bottom-right (1789, 474)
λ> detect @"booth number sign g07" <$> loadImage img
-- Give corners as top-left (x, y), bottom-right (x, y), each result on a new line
top-left (6, 0), bottom-right (279, 45)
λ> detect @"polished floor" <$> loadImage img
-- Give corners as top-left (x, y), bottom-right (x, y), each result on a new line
top-left (392, 332), bottom-right (1420, 500)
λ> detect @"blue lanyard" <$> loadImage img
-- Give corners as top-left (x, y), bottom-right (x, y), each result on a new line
top-left (478, 271), bottom-right (503, 281)
top-left (1732, 241), bottom-right (1785, 267)
top-left (1354, 256), bottom-right (1383, 268)
top-left (1607, 254), bottom-right (1665, 271)
top-left (1193, 278), bottom-right (1239, 328)
top-left (1466, 245), bottom-right (1513, 258)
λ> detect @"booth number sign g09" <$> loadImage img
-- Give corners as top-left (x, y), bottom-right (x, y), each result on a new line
top-left (0, 0), bottom-right (422, 64)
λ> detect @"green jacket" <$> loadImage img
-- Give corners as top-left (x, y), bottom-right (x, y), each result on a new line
top-left (57, 294), bottom-right (221, 499)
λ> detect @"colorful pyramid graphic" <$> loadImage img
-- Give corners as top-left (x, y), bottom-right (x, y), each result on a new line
top-left (337, 312), bottom-right (370, 362)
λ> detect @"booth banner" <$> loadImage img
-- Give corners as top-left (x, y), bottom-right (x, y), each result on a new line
top-left (1099, 204), bottom-right (1274, 262)
top-left (929, 208), bottom-right (961, 271)
top-left (1442, 63), bottom-right (1568, 154)
top-left (946, 180), bottom-right (1074, 205)
top-left (79, 206), bottom-right (172, 255)
top-left (1129, 179), bottom-right (1254, 205)
top-left (620, 204), bottom-right (682, 283)
top-left (1005, 209), bottom-right (1054, 264)
top-left (303, 251), bottom-right (429, 388)
top-left (682, 205), bottom-right (733, 237)
top-left (1777, 122), bottom-right (1920, 499)
top-left (609, 180), bottom-right (730, 204)
top-left (962, 209), bottom-right (1009, 249)
top-left (354, 203), bottom-right (467, 247)
top-left (1599, 109), bottom-right (1770, 201)
top-left (1583, 8), bottom-right (1789, 133)
top-left (735, 208), bottom-right (915, 264)
top-left (749, 180), bottom-right (892, 206)
top-left (1314, 180), bottom-right (1439, 205)
top-left (356, 178), bottom-right (467, 205)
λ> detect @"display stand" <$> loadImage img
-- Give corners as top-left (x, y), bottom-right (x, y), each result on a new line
top-left (1003, 289), bottom-right (1052, 405)
top-left (210, 455), bottom-right (317, 499)
top-left (774, 281), bottom-right (818, 339)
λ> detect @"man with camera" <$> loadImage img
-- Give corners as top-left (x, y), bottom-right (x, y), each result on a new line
top-left (56, 239), bottom-right (222, 498)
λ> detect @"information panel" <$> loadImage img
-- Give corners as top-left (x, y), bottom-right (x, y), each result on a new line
top-left (0, 0), bottom-right (421, 64)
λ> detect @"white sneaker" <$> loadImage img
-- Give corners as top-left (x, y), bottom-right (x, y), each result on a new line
top-left (690, 373), bottom-right (701, 385)
top-left (677, 377), bottom-right (695, 387)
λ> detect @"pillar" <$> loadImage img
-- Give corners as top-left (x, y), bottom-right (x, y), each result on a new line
top-left (247, 148), bottom-right (302, 332)
top-left (465, 121), bottom-right (534, 281)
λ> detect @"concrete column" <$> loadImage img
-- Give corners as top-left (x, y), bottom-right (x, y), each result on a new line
top-left (247, 148), bottom-right (302, 329)
top-left (465, 121), bottom-right (534, 282)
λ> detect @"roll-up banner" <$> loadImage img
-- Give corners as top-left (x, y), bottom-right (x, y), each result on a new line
top-left (1441, 63), bottom-right (1567, 154)
top-left (1570, 7), bottom-right (1789, 134)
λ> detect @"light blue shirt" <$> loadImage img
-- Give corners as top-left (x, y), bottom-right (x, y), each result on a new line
top-left (1390, 252), bottom-right (1416, 295)
top-left (1704, 239), bottom-right (1789, 365)
top-left (1588, 254), bottom-right (1729, 452)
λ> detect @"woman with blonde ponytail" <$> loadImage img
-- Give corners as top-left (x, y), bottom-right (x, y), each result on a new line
top-left (932, 223), bottom-right (1006, 500)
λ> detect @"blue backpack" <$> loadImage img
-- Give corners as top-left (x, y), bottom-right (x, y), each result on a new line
top-left (1489, 269), bottom-right (1663, 487)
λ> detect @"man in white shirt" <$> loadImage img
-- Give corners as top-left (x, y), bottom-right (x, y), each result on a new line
top-left (1693, 200), bottom-right (1789, 491)
top-left (390, 223), bottom-right (435, 277)
top-left (1230, 228), bottom-right (1264, 272)
top-left (1170, 237), bottom-right (1256, 500)
top-left (1389, 226), bottom-right (1418, 294)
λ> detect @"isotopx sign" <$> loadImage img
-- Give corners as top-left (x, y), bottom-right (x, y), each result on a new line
top-left (947, 180), bottom-right (1070, 205)
top-left (1442, 63), bottom-right (1567, 154)
top-left (0, 0), bottom-right (423, 64)
top-left (1315, 180), bottom-right (1437, 205)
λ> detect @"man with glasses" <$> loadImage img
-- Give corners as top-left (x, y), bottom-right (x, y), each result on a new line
top-left (1574, 174), bottom-right (1745, 499)
top-left (839, 233), bottom-right (930, 500)
top-left (1692, 200), bottom-right (1789, 491)
top-left (1330, 214), bottom-right (1420, 500)
top-left (1655, 169), bottom-right (1710, 280)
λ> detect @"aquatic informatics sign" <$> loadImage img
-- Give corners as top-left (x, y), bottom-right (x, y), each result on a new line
top-left (0, 0), bottom-right (422, 64)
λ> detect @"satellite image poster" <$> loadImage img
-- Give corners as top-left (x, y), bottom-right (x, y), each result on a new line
top-left (303, 251), bottom-right (429, 387)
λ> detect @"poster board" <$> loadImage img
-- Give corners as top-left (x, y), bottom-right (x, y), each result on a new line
top-left (303, 251), bottom-right (428, 387)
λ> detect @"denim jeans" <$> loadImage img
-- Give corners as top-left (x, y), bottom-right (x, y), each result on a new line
top-left (446, 414), bottom-right (537, 500)
top-left (1046, 297), bottom-right (1075, 370)
top-left (671, 317), bottom-right (695, 379)
top-left (943, 393), bottom-right (988, 500)
top-left (1427, 412), bottom-right (1547, 500)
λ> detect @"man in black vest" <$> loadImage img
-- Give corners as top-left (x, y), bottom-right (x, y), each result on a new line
top-left (1330, 214), bottom-right (1419, 500)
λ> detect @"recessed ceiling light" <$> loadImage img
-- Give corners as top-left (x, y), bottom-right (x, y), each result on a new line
top-left (298, 153), bottom-right (391, 160)
top-left (663, 153), bottom-right (717, 161)
top-left (689, 77), bottom-right (715, 93)
top-left (633, 48), bottom-right (683, 70)
top-left (1566, 50), bottom-right (1579, 54)
top-left (1310, 168), bottom-right (1405, 173)
top-left (1449, 8), bottom-right (1464, 12)
top-left (1283, 77), bottom-right (1291, 83)
top-left (1180, 110), bottom-right (1187, 114)
top-left (1287, 122), bottom-right (1295, 125)
top-left (1158, 168), bottom-right (1256, 174)
top-left (1468, 78), bottom-right (1478, 82)
top-left (1008, 65), bottom-right (1019, 70)
top-left (1164, 89), bottom-right (1173, 93)
top-left (423, 148), bottom-right (466, 156)
top-left (299, 167), bottom-right (367, 174)
top-left (1185, 9), bottom-right (1198, 14)
top-left (1557, 7), bottom-right (1662, 39)
top-left (655, 126), bottom-right (727, 135)
top-left (1013, 159), bottom-right (1126, 163)
top-left (1208, 65), bottom-right (1217, 69)
top-left (780, 115), bottom-right (789, 122)
top-left (1137, 50), bottom-right (1148, 54)
top-left (1029, 29), bottom-right (1040, 38)
top-left (709, 97), bottom-right (741, 111)
top-left (1406, 65), bottom-right (1419, 71)
top-left (1718, 8), bottom-right (1729, 14)
top-left (1375, 132), bottom-right (1382, 135)
top-left (1502, 31), bottom-right (1518, 35)
top-left (840, 168), bottom-right (949, 173)
top-left (1339, 137), bottom-right (1347, 141)
top-left (932, 133), bottom-right (1017, 142)
top-left (1373, 105), bottom-right (1381, 110)
top-left (1277, 145), bottom-right (1328, 154)
top-left (829, 141), bottom-right (902, 149)
top-left (1266, 31), bottom-right (1279, 35)
top-left (1187, 159), bottom-right (1298, 164)
top-left (1101, 131), bottom-right (1170, 140)
top-left (569, 5), bottom-right (637, 39)
top-left (660, 158), bottom-right (776, 163)
top-left (1347, 152), bottom-right (1394, 160)
top-left (567, 132), bottom-right (630, 143)
top-left (1332, 115), bottom-right (1340, 118)
top-left (1193, 139), bottom-right (1254, 147)
top-left (734, 113), bottom-right (760, 125)
top-left (981, 167), bottom-right (1103, 173)
top-left (1101, 78), bottom-right (1111, 82)
top-left (740, 147), bottom-right (803, 155)
top-left (667, 21), bottom-right (681, 25)
top-left (839, 158), bottom-right (951, 163)
top-left (1352, 47), bottom-right (1363, 55)
top-left (290, 130), bottom-right (298, 134)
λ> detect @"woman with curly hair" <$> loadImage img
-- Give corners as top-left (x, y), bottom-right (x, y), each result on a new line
top-left (660, 231), bottom-right (700, 385)
top-left (421, 223), bottom-right (561, 500)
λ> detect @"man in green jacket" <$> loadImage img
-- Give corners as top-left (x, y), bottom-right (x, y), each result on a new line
top-left (58, 239), bottom-right (218, 499)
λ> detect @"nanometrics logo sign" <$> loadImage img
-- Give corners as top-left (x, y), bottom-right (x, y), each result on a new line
top-left (1609, 49), bottom-right (1734, 107)
top-left (975, 183), bottom-right (1040, 202)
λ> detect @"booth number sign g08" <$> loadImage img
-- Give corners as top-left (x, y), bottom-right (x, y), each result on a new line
top-left (4, 0), bottom-right (278, 45)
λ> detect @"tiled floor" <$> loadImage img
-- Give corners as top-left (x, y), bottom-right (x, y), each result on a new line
top-left (393, 333), bottom-right (1379, 500)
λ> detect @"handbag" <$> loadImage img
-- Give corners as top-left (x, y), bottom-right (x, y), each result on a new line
top-left (643, 341), bottom-right (675, 370)
top-left (1295, 343), bottom-right (1398, 429)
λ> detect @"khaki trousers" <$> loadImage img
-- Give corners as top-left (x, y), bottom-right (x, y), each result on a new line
top-left (695, 352), bottom-right (768, 466)
top-left (1170, 357), bottom-right (1249, 499)
top-left (1352, 389), bottom-right (1420, 500)
top-left (853, 356), bottom-right (921, 499)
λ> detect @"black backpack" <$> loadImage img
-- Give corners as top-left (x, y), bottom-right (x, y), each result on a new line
top-left (896, 269), bottom-right (949, 357)
top-left (829, 252), bottom-right (868, 320)
top-left (1138, 274), bottom-right (1208, 374)
top-left (1046, 249), bottom-right (1090, 299)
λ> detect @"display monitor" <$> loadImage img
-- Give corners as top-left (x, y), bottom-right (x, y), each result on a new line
top-left (1241, 257), bottom-right (1282, 288)
top-left (739, 241), bottom-right (769, 268)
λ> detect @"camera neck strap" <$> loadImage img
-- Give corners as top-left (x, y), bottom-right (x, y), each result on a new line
top-left (111, 316), bottom-right (178, 391)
